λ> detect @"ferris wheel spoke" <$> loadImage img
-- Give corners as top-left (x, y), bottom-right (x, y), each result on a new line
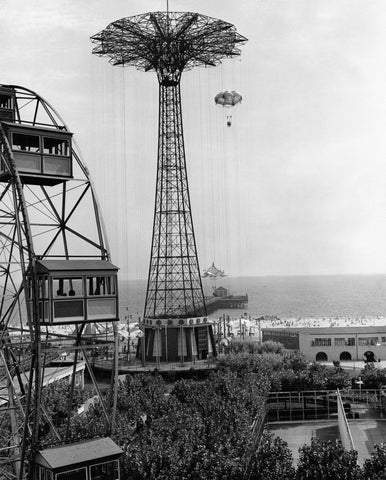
top-left (0, 183), bottom-right (12, 203)
top-left (62, 183), bottom-right (91, 225)
top-left (64, 225), bottom-right (108, 254)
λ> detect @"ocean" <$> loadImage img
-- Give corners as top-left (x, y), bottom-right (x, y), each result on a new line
top-left (118, 274), bottom-right (386, 321)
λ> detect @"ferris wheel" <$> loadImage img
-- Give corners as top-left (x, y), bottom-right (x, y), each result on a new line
top-left (0, 85), bottom-right (121, 480)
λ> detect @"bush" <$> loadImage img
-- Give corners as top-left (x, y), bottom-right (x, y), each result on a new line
top-left (363, 443), bottom-right (386, 479)
top-left (296, 438), bottom-right (362, 480)
top-left (248, 430), bottom-right (295, 480)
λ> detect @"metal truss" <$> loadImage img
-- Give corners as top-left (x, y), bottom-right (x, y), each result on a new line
top-left (91, 11), bottom-right (247, 85)
top-left (144, 82), bottom-right (206, 318)
top-left (91, 11), bottom-right (247, 320)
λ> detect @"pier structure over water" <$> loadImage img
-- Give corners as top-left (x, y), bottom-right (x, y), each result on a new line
top-left (91, 10), bottom-right (247, 365)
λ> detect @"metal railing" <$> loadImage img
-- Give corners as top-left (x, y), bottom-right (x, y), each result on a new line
top-left (337, 388), bottom-right (355, 450)
top-left (267, 389), bottom-right (385, 423)
top-left (244, 400), bottom-right (269, 479)
top-left (91, 356), bottom-right (217, 373)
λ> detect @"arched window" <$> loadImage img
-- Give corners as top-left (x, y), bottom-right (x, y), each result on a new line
top-left (316, 352), bottom-right (328, 362)
top-left (340, 351), bottom-right (352, 361)
top-left (364, 351), bottom-right (376, 363)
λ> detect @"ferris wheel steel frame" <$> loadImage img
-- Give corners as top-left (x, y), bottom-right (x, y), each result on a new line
top-left (91, 11), bottom-right (247, 321)
top-left (0, 85), bottom-right (118, 480)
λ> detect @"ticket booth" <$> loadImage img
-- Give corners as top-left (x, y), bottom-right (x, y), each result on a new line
top-left (33, 260), bottom-right (119, 324)
top-left (34, 437), bottom-right (122, 480)
top-left (0, 122), bottom-right (73, 185)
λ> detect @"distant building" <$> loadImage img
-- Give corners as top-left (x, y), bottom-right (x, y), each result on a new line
top-left (262, 325), bottom-right (386, 362)
top-left (0, 362), bottom-right (85, 408)
top-left (213, 286), bottom-right (228, 297)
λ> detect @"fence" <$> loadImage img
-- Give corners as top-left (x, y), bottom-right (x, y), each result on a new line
top-left (244, 400), bottom-right (269, 479)
top-left (267, 389), bottom-right (384, 423)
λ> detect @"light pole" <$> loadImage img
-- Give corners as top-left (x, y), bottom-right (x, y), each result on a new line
top-left (356, 376), bottom-right (363, 399)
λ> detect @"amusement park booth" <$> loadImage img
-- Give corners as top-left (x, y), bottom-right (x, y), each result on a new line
top-left (34, 437), bottom-right (122, 480)
top-left (34, 260), bottom-right (119, 324)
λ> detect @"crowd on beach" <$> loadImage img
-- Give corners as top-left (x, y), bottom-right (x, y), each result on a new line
top-left (255, 315), bottom-right (386, 329)
top-left (44, 314), bottom-right (386, 349)
top-left (214, 314), bottom-right (386, 340)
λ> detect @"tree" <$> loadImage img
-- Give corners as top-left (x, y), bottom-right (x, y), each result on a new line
top-left (360, 364), bottom-right (386, 390)
top-left (324, 365), bottom-right (351, 390)
top-left (248, 430), bottom-right (295, 480)
top-left (362, 443), bottom-right (386, 479)
top-left (280, 350), bottom-right (309, 373)
top-left (296, 438), bottom-right (362, 480)
top-left (257, 341), bottom-right (284, 355)
top-left (120, 369), bottom-right (269, 479)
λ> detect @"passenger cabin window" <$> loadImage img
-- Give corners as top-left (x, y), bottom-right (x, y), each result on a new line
top-left (12, 132), bottom-right (40, 152)
top-left (0, 93), bottom-right (13, 109)
top-left (43, 137), bottom-right (70, 156)
top-left (0, 91), bottom-right (15, 122)
top-left (87, 276), bottom-right (117, 320)
top-left (35, 467), bottom-right (53, 480)
top-left (56, 468), bottom-right (87, 480)
top-left (90, 460), bottom-right (119, 480)
top-left (88, 276), bottom-right (115, 296)
top-left (36, 272), bottom-right (117, 324)
top-left (36, 276), bottom-right (49, 323)
top-left (54, 278), bottom-right (83, 297)
top-left (1, 127), bottom-right (73, 184)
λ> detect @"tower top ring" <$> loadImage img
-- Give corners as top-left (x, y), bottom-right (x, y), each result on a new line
top-left (91, 11), bottom-right (247, 81)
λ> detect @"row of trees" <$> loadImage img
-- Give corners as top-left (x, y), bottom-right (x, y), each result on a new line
top-left (30, 341), bottom-right (386, 478)
top-left (219, 341), bottom-right (352, 392)
top-left (74, 370), bottom-right (269, 479)
top-left (256, 431), bottom-right (386, 480)
top-left (225, 338), bottom-right (386, 391)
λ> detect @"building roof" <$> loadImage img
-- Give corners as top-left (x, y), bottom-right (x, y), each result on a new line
top-left (35, 437), bottom-right (122, 469)
top-left (263, 326), bottom-right (386, 335)
top-left (36, 259), bottom-right (118, 273)
top-left (0, 363), bottom-right (86, 407)
top-left (1, 121), bottom-right (73, 136)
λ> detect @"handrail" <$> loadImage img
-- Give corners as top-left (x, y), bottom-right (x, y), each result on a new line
top-left (337, 388), bottom-right (355, 451)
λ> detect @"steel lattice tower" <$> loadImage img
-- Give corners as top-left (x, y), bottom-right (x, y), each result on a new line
top-left (91, 11), bottom-right (246, 363)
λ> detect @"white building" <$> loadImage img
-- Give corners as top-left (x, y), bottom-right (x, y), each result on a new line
top-left (262, 325), bottom-right (386, 363)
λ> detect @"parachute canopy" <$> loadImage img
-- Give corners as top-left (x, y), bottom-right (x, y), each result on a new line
top-left (214, 90), bottom-right (242, 107)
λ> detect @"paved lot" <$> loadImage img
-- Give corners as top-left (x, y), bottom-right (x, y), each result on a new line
top-left (348, 419), bottom-right (386, 465)
top-left (267, 419), bottom-right (386, 466)
top-left (267, 420), bottom-right (340, 465)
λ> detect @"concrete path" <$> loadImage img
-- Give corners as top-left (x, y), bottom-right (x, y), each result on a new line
top-left (267, 420), bottom-right (340, 465)
top-left (267, 419), bottom-right (386, 466)
top-left (348, 419), bottom-right (386, 465)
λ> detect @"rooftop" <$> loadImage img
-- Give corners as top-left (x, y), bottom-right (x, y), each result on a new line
top-left (36, 437), bottom-right (122, 469)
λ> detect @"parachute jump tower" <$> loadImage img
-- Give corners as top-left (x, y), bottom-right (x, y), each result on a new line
top-left (91, 11), bottom-right (247, 364)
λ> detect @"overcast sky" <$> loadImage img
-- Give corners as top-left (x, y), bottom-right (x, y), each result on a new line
top-left (1, 0), bottom-right (386, 279)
